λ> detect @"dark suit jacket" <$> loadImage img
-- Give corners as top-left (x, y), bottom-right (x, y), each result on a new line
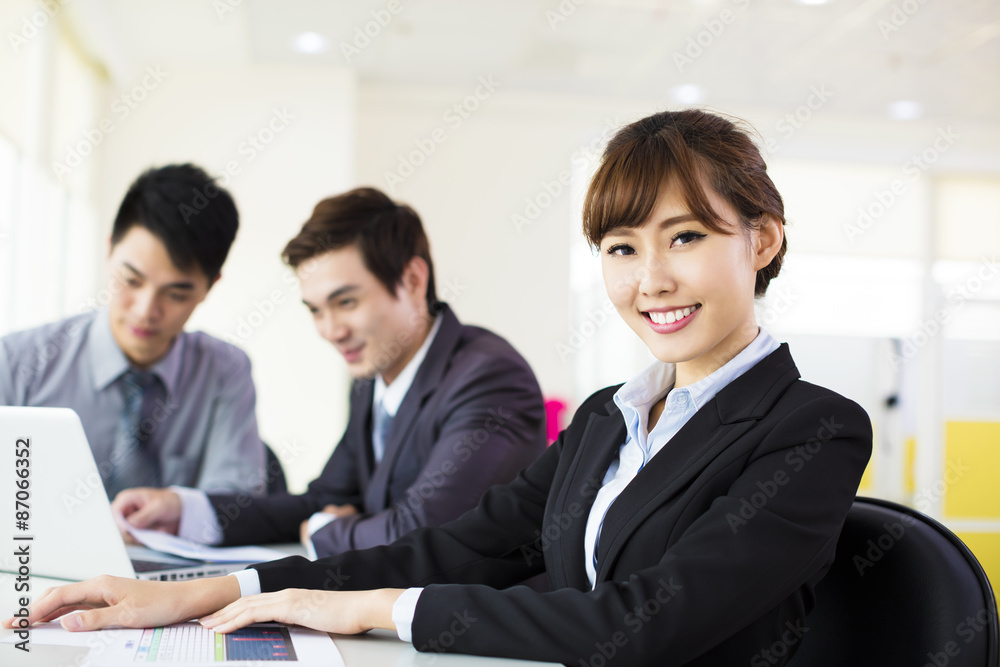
top-left (253, 344), bottom-right (872, 666)
top-left (209, 305), bottom-right (547, 555)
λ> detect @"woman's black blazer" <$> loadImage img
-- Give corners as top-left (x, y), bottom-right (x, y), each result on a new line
top-left (254, 343), bottom-right (873, 666)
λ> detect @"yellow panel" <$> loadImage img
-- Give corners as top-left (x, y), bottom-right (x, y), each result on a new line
top-left (904, 436), bottom-right (916, 495)
top-left (955, 532), bottom-right (1000, 594)
top-left (944, 422), bottom-right (1000, 519)
top-left (857, 426), bottom-right (875, 492)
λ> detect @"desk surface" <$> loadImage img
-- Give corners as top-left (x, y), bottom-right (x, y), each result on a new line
top-left (0, 575), bottom-right (557, 666)
top-left (0, 627), bottom-right (552, 666)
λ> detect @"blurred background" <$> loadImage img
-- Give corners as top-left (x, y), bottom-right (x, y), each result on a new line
top-left (1, 0), bottom-right (998, 581)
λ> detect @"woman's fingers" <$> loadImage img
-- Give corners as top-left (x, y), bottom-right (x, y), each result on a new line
top-left (200, 589), bottom-right (374, 636)
top-left (201, 592), bottom-right (290, 633)
top-left (33, 605), bottom-right (93, 625)
top-left (5, 577), bottom-right (115, 627)
top-left (61, 605), bottom-right (134, 632)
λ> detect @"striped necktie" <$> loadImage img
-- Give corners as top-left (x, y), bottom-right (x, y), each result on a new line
top-left (105, 370), bottom-right (159, 498)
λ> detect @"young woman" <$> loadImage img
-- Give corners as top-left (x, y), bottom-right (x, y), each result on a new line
top-left (8, 110), bottom-right (872, 666)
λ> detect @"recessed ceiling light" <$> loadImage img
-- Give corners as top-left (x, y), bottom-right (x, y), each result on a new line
top-left (672, 83), bottom-right (705, 105)
top-left (796, 0), bottom-right (833, 5)
top-left (292, 32), bottom-right (329, 55)
top-left (887, 100), bottom-right (923, 120)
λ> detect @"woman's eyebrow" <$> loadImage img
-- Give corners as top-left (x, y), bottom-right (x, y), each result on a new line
top-left (659, 214), bottom-right (698, 229)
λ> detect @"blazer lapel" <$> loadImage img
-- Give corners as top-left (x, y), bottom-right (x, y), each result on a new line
top-left (349, 380), bottom-right (376, 498)
top-left (366, 306), bottom-right (463, 509)
top-left (594, 344), bottom-right (801, 583)
top-left (548, 404), bottom-right (626, 591)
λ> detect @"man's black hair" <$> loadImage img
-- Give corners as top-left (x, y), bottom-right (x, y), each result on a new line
top-left (111, 163), bottom-right (238, 280)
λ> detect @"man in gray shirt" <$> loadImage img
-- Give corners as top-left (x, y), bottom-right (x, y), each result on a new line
top-left (0, 164), bottom-right (266, 503)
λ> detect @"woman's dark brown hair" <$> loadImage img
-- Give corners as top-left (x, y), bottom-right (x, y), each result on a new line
top-left (583, 109), bottom-right (787, 296)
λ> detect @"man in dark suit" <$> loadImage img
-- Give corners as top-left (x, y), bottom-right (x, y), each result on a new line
top-left (113, 187), bottom-right (547, 558)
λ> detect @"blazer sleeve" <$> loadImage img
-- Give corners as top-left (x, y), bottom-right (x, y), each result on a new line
top-left (252, 391), bottom-right (870, 666)
top-left (252, 427), bottom-right (563, 592)
top-left (308, 351), bottom-right (546, 556)
top-left (209, 405), bottom-right (366, 546)
top-left (403, 393), bottom-right (873, 665)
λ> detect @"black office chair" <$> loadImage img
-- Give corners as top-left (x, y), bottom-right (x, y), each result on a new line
top-left (788, 496), bottom-right (999, 666)
top-left (263, 443), bottom-right (288, 495)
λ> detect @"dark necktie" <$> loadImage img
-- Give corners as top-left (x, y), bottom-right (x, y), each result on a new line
top-left (105, 370), bottom-right (160, 498)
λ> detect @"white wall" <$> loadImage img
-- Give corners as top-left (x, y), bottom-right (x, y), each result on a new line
top-left (354, 83), bottom-right (662, 404)
top-left (93, 65), bottom-right (358, 491)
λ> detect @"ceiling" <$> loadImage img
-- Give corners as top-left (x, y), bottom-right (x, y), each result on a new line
top-left (67, 0), bottom-right (1000, 126)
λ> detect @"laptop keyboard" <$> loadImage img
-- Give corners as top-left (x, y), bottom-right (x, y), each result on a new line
top-left (131, 559), bottom-right (174, 572)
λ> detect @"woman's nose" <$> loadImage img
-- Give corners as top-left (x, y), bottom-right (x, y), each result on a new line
top-left (639, 256), bottom-right (677, 296)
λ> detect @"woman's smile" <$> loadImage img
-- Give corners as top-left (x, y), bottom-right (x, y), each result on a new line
top-left (643, 303), bottom-right (702, 332)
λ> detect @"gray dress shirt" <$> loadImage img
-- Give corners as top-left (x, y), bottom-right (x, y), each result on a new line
top-left (0, 308), bottom-right (266, 496)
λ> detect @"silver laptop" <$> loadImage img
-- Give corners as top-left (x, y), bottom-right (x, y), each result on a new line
top-left (0, 406), bottom-right (251, 582)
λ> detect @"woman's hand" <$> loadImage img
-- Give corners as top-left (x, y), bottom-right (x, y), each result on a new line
top-left (2, 575), bottom-right (241, 631)
top-left (200, 588), bottom-right (404, 635)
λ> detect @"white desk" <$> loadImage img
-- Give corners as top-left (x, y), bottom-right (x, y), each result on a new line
top-left (0, 574), bottom-right (557, 666)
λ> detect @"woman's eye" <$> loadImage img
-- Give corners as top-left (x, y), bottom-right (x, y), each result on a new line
top-left (606, 244), bottom-right (635, 257)
top-left (671, 231), bottom-right (706, 247)
top-left (339, 298), bottom-right (356, 308)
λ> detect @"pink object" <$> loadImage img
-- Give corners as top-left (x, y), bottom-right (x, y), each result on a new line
top-left (544, 398), bottom-right (569, 445)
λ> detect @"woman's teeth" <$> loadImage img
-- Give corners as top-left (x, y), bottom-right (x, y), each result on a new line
top-left (648, 305), bottom-right (699, 325)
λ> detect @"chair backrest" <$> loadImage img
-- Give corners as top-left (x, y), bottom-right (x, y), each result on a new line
top-left (263, 443), bottom-right (288, 495)
top-left (788, 496), bottom-right (999, 667)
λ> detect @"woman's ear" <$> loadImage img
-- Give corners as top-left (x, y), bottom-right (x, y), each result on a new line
top-left (753, 214), bottom-right (784, 271)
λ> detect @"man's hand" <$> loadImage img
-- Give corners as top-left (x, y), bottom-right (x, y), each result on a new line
top-left (320, 504), bottom-right (360, 519)
top-left (2, 575), bottom-right (241, 631)
top-left (298, 505), bottom-right (359, 547)
top-left (112, 488), bottom-right (183, 540)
